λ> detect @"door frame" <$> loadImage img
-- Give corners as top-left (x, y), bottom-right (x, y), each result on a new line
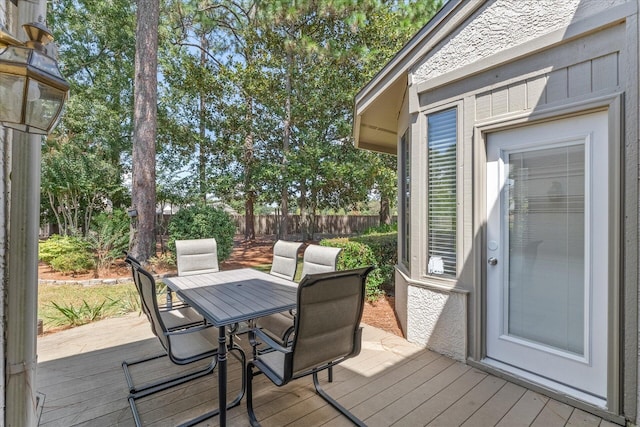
top-left (470, 94), bottom-right (624, 419)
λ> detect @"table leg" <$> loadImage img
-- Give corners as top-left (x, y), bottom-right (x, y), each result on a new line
top-left (218, 325), bottom-right (227, 426)
top-left (166, 289), bottom-right (173, 309)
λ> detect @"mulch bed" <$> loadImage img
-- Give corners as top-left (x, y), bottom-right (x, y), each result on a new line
top-left (39, 236), bottom-right (404, 337)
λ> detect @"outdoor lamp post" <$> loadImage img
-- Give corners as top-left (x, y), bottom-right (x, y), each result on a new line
top-left (0, 21), bottom-right (69, 134)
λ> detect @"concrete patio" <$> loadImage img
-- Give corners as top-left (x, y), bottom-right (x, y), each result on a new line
top-left (36, 313), bottom-right (618, 426)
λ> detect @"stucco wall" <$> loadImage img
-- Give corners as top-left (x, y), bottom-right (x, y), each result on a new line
top-left (413, 0), bottom-right (623, 84)
top-left (402, 279), bottom-right (467, 362)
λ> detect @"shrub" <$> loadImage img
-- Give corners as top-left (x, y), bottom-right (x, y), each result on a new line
top-left (321, 231), bottom-right (398, 300)
top-left (352, 232), bottom-right (397, 291)
top-left (167, 204), bottom-right (236, 262)
top-left (319, 238), bottom-right (384, 301)
top-left (87, 209), bottom-right (130, 273)
top-left (39, 235), bottom-right (95, 274)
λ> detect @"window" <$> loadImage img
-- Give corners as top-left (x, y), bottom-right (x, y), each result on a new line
top-left (400, 130), bottom-right (410, 266)
top-left (427, 108), bottom-right (457, 277)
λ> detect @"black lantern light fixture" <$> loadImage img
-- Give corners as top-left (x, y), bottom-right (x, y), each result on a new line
top-left (0, 21), bottom-right (69, 134)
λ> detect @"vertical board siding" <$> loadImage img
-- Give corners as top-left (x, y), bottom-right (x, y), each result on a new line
top-left (508, 83), bottom-right (527, 113)
top-left (491, 87), bottom-right (509, 116)
top-left (568, 61), bottom-right (592, 98)
top-left (592, 53), bottom-right (619, 92)
top-left (476, 92), bottom-right (492, 120)
top-left (526, 76), bottom-right (547, 109)
top-left (545, 68), bottom-right (569, 104)
top-left (476, 56), bottom-right (619, 120)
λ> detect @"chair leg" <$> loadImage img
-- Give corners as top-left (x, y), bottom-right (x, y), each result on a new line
top-left (173, 344), bottom-right (248, 427)
top-left (122, 353), bottom-right (167, 394)
top-left (123, 354), bottom-right (217, 400)
top-left (246, 361), bottom-right (261, 427)
top-left (312, 371), bottom-right (366, 427)
top-left (129, 395), bottom-right (144, 427)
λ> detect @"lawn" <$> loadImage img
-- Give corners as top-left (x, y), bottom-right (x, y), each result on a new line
top-left (38, 281), bottom-right (141, 332)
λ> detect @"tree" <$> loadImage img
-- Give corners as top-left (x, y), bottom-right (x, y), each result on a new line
top-left (41, 138), bottom-right (122, 236)
top-left (48, 0), bottom-right (136, 172)
top-left (130, 0), bottom-right (159, 262)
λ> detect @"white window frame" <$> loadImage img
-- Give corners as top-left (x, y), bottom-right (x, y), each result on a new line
top-left (400, 129), bottom-right (411, 267)
top-left (426, 106), bottom-right (458, 278)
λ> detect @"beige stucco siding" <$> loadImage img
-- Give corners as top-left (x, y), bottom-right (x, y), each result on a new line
top-left (412, 0), bottom-right (624, 85)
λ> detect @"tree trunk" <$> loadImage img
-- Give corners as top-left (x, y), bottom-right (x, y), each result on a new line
top-left (279, 51), bottom-right (293, 240)
top-left (244, 96), bottom-right (256, 241)
top-left (198, 33), bottom-right (207, 203)
top-left (309, 185), bottom-right (318, 241)
top-left (299, 181), bottom-right (309, 241)
top-left (130, 0), bottom-right (159, 262)
top-left (379, 195), bottom-right (391, 225)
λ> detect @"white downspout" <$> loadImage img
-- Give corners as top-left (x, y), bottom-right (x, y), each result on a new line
top-left (3, 1), bottom-right (46, 425)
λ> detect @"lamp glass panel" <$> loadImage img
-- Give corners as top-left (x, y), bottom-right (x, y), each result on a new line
top-left (0, 46), bottom-right (29, 65)
top-left (29, 50), bottom-right (63, 78)
top-left (0, 73), bottom-right (25, 123)
top-left (25, 82), bottom-right (64, 132)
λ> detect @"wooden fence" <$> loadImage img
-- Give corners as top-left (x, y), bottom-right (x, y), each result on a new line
top-left (233, 214), bottom-right (384, 236)
top-left (158, 214), bottom-right (388, 237)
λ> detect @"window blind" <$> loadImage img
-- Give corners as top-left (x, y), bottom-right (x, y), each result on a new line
top-left (427, 108), bottom-right (457, 276)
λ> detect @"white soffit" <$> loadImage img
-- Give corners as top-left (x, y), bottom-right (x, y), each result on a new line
top-left (353, 0), bottom-right (471, 154)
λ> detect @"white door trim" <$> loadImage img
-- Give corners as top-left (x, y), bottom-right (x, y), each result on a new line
top-left (483, 111), bottom-right (610, 406)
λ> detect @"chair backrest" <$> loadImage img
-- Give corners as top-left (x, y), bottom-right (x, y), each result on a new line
top-left (290, 266), bottom-right (373, 376)
top-left (124, 253), bottom-right (152, 321)
top-left (126, 260), bottom-right (170, 352)
top-left (270, 240), bottom-right (303, 281)
top-left (175, 238), bottom-right (219, 276)
top-left (300, 245), bottom-right (342, 278)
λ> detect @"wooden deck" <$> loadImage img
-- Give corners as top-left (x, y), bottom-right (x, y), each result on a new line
top-left (37, 314), bottom-right (619, 427)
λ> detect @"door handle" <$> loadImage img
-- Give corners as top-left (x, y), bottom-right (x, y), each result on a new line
top-left (488, 257), bottom-right (498, 266)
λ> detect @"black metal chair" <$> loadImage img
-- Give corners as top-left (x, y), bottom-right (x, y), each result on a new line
top-left (256, 244), bottom-right (343, 345)
top-left (124, 252), bottom-right (204, 329)
top-left (246, 266), bottom-right (373, 427)
top-left (122, 257), bottom-right (246, 426)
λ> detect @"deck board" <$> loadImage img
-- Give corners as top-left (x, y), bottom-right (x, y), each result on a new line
top-left (36, 313), bottom-right (620, 427)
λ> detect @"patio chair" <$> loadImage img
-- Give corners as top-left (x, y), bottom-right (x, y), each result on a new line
top-left (246, 266), bottom-right (374, 427)
top-left (170, 238), bottom-right (220, 308)
top-left (300, 244), bottom-right (342, 277)
top-left (124, 252), bottom-right (203, 330)
top-left (175, 238), bottom-right (220, 276)
top-left (257, 244), bottom-right (343, 345)
top-left (122, 260), bottom-right (246, 427)
top-left (269, 240), bottom-right (303, 281)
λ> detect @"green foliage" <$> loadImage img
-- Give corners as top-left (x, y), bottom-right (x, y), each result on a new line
top-left (39, 235), bottom-right (95, 274)
top-left (320, 238), bottom-right (384, 301)
top-left (87, 209), bottom-right (131, 273)
top-left (44, 0), bottom-right (443, 240)
top-left (49, 252), bottom-right (95, 275)
top-left (47, 299), bottom-right (118, 327)
top-left (352, 232), bottom-right (398, 292)
top-left (41, 138), bottom-right (124, 236)
top-left (167, 204), bottom-right (236, 261)
top-left (363, 223), bottom-right (398, 235)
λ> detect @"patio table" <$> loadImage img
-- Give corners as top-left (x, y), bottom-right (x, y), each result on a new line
top-left (163, 268), bottom-right (298, 427)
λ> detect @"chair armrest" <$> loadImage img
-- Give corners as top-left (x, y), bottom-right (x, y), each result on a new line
top-left (163, 323), bottom-right (215, 337)
top-left (249, 327), bottom-right (291, 355)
